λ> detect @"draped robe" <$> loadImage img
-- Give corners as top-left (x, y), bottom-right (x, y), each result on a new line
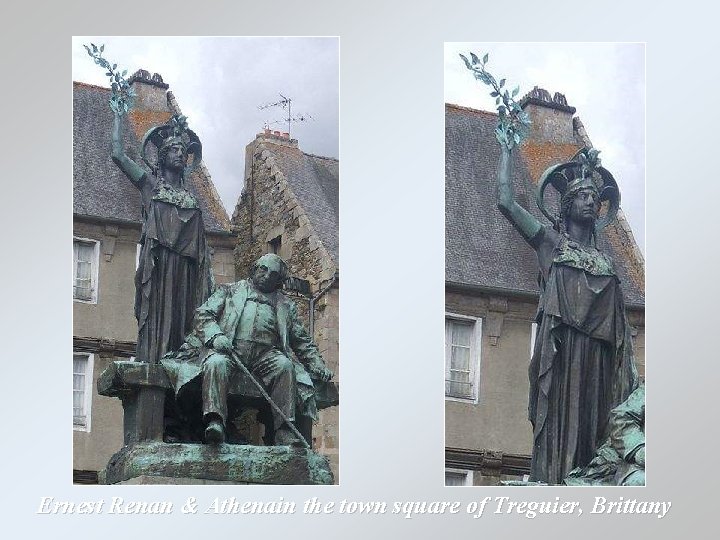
top-left (528, 227), bottom-right (638, 484)
top-left (134, 177), bottom-right (213, 364)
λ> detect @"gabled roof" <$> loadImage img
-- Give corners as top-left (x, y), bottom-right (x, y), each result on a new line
top-left (445, 103), bottom-right (645, 307)
top-left (73, 82), bottom-right (231, 234)
top-left (260, 140), bottom-right (339, 264)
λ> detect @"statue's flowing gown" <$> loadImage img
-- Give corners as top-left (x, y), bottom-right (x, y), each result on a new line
top-left (134, 177), bottom-right (213, 363)
top-left (528, 227), bottom-right (638, 484)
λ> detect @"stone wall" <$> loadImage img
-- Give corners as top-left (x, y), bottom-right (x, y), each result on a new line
top-left (234, 136), bottom-right (337, 287)
top-left (524, 103), bottom-right (576, 144)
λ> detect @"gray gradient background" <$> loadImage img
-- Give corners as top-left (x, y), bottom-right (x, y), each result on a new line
top-left (1, 0), bottom-right (716, 538)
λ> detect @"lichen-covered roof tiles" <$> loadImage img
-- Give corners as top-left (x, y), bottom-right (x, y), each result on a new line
top-left (445, 103), bottom-right (645, 307)
top-left (73, 82), bottom-right (231, 234)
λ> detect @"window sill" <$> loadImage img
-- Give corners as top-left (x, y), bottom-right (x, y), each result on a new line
top-left (445, 394), bottom-right (480, 405)
top-left (73, 297), bottom-right (98, 305)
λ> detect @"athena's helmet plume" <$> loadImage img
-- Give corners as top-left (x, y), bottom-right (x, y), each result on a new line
top-left (536, 147), bottom-right (620, 233)
top-left (140, 114), bottom-right (202, 178)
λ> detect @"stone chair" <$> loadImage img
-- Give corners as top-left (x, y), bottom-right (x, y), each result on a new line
top-left (96, 360), bottom-right (338, 484)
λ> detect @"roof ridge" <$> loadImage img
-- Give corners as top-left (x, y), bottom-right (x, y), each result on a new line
top-left (446, 102), bottom-right (497, 117)
top-left (303, 152), bottom-right (338, 162)
top-left (73, 81), bottom-right (109, 91)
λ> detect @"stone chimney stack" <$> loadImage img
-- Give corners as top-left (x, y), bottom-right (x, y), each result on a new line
top-left (258, 128), bottom-right (298, 147)
top-left (128, 69), bottom-right (170, 112)
top-left (520, 86), bottom-right (577, 144)
top-left (243, 129), bottom-right (299, 185)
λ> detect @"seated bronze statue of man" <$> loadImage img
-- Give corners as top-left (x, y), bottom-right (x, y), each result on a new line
top-left (161, 254), bottom-right (334, 446)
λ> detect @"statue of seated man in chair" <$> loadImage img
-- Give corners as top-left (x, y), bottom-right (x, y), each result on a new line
top-left (160, 253), bottom-right (334, 446)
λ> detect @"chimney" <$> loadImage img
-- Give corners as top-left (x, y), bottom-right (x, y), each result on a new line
top-left (244, 129), bottom-right (299, 183)
top-left (128, 69), bottom-right (171, 112)
top-left (520, 86), bottom-right (577, 144)
top-left (254, 128), bottom-right (298, 148)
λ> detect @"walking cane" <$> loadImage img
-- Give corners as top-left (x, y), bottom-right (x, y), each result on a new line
top-left (230, 350), bottom-right (310, 449)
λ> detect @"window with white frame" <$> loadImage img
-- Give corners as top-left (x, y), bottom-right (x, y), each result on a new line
top-left (445, 469), bottom-right (473, 486)
top-left (73, 238), bottom-right (99, 302)
top-left (73, 353), bottom-right (94, 431)
top-left (445, 315), bottom-right (481, 401)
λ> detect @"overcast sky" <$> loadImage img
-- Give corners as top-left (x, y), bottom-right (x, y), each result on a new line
top-left (72, 36), bottom-right (339, 217)
top-left (445, 43), bottom-right (645, 254)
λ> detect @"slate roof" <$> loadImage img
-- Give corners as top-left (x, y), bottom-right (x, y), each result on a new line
top-left (73, 82), bottom-right (231, 234)
top-left (445, 104), bottom-right (645, 307)
top-left (264, 142), bottom-right (339, 264)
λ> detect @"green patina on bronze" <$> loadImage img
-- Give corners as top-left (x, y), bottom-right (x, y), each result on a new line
top-left (102, 442), bottom-right (333, 485)
top-left (152, 179), bottom-right (200, 209)
top-left (160, 254), bottom-right (334, 447)
top-left (459, 52), bottom-right (531, 150)
top-left (84, 43), bottom-right (135, 116)
top-left (553, 236), bottom-right (615, 276)
top-left (564, 384), bottom-right (645, 486)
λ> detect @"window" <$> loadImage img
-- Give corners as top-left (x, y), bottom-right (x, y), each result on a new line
top-left (212, 249), bottom-right (235, 283)
top-left (445, 469), bottom-right (473, 486)
top-left (445, 315), bottom-right (481, 402)
top-left (268, 235), bottom-right (282, 255)
top-left (73, 238), bottom-right (99, 302)
top-left (73, 353), bottom-right (94, 431)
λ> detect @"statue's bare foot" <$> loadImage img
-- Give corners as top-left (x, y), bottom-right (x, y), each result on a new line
top-left (205, 420), bottom-right (225, 445)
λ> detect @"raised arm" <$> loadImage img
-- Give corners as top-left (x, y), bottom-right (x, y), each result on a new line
top-left (496, 145), bottom-right (543, 243)
top-left (111, 110), bottom-right (146, 186)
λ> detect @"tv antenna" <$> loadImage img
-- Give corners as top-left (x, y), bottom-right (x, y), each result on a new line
top-left (258, 93), bottom-right (313, 137)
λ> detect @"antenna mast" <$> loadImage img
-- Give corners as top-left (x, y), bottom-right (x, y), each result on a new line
top-left (258, 93), bottom-right (313, 138)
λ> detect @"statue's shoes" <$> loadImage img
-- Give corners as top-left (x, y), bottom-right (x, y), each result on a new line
top-left (205, 421), bottom-right (225, 444)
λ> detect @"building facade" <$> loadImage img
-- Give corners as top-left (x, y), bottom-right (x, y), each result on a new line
top-left (72, 71), bottom-right (236, 482)
top-left (444, 89), bottom-right (645, 485)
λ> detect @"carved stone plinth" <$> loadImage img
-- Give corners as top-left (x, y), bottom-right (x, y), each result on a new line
top-left (100, 442), bottom-right (333, 485)
top-left (97, 360), bottom-right (171, 444)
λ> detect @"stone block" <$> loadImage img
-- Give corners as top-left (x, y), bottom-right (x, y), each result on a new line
top-left (101, 442), bottom-right (334, 485)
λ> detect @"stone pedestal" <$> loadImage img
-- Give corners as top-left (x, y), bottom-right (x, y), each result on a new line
top-left (97, 359), bottom-right (338, 485)
top-left (101, 442), bottom-right (334, 485)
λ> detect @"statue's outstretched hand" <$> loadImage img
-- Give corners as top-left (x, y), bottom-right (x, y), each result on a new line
top-left (212, 335), bottom-right (232, 353)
